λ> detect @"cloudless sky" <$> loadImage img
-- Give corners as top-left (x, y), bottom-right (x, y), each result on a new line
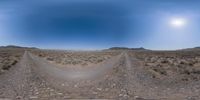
top-left (0, 0), bottom-right (200, 50)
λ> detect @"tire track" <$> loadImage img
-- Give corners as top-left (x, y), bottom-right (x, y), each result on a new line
top-left (0, 51), bottom-right (32, 99)
top-left (26, 51), bottom-right (123, 80)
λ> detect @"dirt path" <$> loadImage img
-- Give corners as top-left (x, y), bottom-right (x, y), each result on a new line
top-left (0, 51), bottom-right (32, 99)
top-left (27, 51), bottom-right (123, 81)
top-left (0, 51), bottom-right (132, 99)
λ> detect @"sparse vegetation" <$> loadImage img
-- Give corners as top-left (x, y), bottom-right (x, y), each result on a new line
top-left (30, 50), bottom-right (121, 67)
top-left (1, 47), bottom-right (200, 99)
top-left (0, 48), bottom-right (24, 74)
top-left (131, 50), bottom-right (200, 83)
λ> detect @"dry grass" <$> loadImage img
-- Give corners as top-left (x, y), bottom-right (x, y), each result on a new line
top-left (130, 50), bottom-right (200, 82)
top-left (0, 48), bottom-right (24, 74)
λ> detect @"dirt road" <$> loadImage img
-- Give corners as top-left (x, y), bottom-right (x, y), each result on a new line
top-left (0, 51), bottom-right (199, 100)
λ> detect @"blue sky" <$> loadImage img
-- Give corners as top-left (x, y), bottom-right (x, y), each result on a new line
top-left (0, 0), bottom-right (200, 50)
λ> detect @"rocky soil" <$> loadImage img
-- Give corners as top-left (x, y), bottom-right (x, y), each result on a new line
top-left (0, 49), bottom-right (200, 100)
top-left (132, 50), bottom-right (200, 84)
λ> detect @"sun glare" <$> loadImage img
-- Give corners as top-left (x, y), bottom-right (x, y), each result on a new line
top-left (170, 18), bottom-right (186, 28)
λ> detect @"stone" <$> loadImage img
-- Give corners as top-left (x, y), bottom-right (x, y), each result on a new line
top-left (16, 96), bottom-right (22, 99)
top-left (29, 96), bottom-right (38, 99)
top-left (97, 88), bottom-right (102, 91)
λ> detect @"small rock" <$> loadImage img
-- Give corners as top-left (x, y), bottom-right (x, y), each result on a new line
top-left (119, 94), bottom-right (123, 97)
top-left (57, 92), bottom-right (63, 95)
top-left (134, 96), bottom-right (139, 98)
top-left (61, 83), bottom-right (65, 86)
top-left (97, 88), bottom-right (102, 91)
top-left (92, 92), bottom-right (98, 94)
top-left (29, 96), bottom-right (38, 99)
top-left (35, 92), bottom-right (39, 95)
top-left (74, 84), bottom-right (78, 88)
top-left (186, 96), bottom-right (197, 100)
top-left (123, 94), bottom-right (128, 97)
top-left (121, 89), bottom-right (126, 92)
top-left (111, 83), bottom-right (116, 87)
top-left (64, 95), bottom-right (71, 99)
top-left (105, 88), bottom-right (109, 91)
top-left (50, 89), bottom-right (54, 92)
top-left (16, 96), bottom-right (22, 99)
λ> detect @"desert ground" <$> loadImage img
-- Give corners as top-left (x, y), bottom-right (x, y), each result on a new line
top-left (0, 46), bottom-right (200, 100)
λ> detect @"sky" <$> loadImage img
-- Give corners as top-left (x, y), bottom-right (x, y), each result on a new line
top-left (0, 0), bottom-right (200, 50)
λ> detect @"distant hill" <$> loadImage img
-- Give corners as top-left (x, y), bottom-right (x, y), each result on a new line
top-left (180, 47), bottom-right (200, 51)
top-left (109, 47), bottom-right (130, 50)
top-left (131, 47), bottom-right (146, 50)
top-left (0, 45), bottom-right (24, 48)
top-left (108, 47), bottom-right (147, 50)
top-left (0, 45), bottom-right (38, 49)
top-left (194, 47), bottom-right (200, 49)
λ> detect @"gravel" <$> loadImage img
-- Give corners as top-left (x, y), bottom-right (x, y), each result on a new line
top-left (0, 50), bottom-right (199, 100)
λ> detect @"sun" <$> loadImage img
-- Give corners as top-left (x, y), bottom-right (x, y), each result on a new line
top-left (170, 18), bottom-right (186, 28)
